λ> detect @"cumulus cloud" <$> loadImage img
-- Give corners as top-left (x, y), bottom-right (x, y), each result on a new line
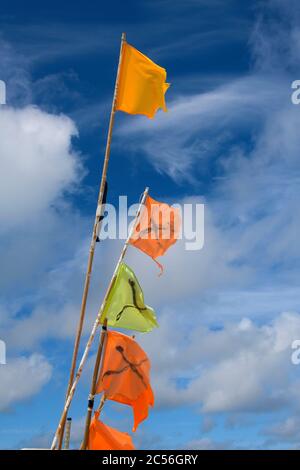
top-left (0, 39), bottom-right (90, 427)
top-left (0, 38), bottom-right (91, 357)
top-left (0, 102), bottom-right (90, 359)
top-left (0, 354), bottom-right (52, 411)
top-left (0, 105), bottom-right (81, 231)
top-left (139, 311), bottom-right (300, 414)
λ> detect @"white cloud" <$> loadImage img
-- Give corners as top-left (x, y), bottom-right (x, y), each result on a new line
top-left (0, 105), bottom-right (81, 232)
top-left (139, 311), bottom-right (300, 414)
top-left (0, 101), bottom-right (89, 358)
top-left (0, 39), bottom-right (31, 106)
top-left (185, 437), bottom-right (232, 450)
top-left (0, 354), bottom-right (52, 411)
top-left (0, 42), bottom-right (89, 355)
top-left (262, 415), bottom-right (300, 448)
top-left (265, 416), bottom-right (300, 439)
top-left (0, 236), bottom-right (105, 350)
top-left (116, 74), bottom-right (286, 182)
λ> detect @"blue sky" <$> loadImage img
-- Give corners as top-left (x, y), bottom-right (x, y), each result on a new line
top-left (1, 0), bottom-right (300, 450)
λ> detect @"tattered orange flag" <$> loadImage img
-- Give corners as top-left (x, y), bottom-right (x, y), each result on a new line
top-left (116, 42), bottom-right (170, 119)
top-left (129, 195), bottom-right (181, 273)
top-left (96, 331), bottom-right (154, 432)
top-left (88, 411), bottom-right (135, 450)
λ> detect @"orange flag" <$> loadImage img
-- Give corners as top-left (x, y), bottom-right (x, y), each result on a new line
top-left (116, 42), bottom-right (170, 119)
top-left (96, 331), bottom-right (154, 432)
top-left (129, 195), bottom-right (181, 273)
top-left (88, 411), bottom-right (135, 450)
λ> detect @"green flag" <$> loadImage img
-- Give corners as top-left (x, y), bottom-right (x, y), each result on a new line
top-left (100, 263), bottom-right (158, 333)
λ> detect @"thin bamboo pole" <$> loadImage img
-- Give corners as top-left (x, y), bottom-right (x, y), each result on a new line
top-left (64, 418), bottom-right (72, 450)
top-left (80, 394), bottom-right (106, 450)
top-left (80, 325), bottom-right (108, 450)
top-left (57, 32), bottom-right (127, 449)
top-left (51, 187), bottom-right (149, 450)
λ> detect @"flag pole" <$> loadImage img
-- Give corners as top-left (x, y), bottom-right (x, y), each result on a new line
top-left (64, 418), bottom-right (72, 450)
top-left (51, 187), bottom-right (149, 450)
top-left (81, 186), bottom-right (150, 450)
top-left (80, 393), bottom-right (106, 450)
top-left (57, 32), bottom-right (127, 449)
top-left (80, 324), bottom-right (108, 450)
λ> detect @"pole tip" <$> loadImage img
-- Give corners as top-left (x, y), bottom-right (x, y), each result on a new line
top-left (122, 32), bottom-right (126, 41)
